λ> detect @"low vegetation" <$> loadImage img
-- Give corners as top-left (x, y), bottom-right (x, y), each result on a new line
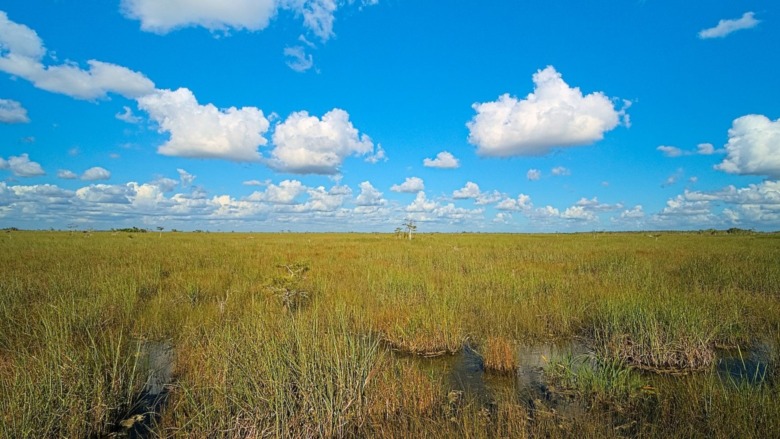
top-left (0, 231), bottom-right (778, 437)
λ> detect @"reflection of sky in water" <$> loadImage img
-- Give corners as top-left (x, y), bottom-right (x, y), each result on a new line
top-left (716, 341), bottom-right (773, 386)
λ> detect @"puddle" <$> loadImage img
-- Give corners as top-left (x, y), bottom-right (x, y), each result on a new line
top-left (716, 340), bottom-right (774, 386)
top-left (514, 342), bottom-right (591, 417)
top-left (113, 341), bottom-right (175, 438)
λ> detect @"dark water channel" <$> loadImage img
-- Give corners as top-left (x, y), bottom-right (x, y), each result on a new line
top-left (112, 341), bottom-right (175, 438)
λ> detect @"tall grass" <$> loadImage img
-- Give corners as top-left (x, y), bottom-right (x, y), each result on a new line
top-left (1, 230), bottom-right (778, 436)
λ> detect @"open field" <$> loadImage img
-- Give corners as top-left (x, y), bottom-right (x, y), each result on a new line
top-left (1, 230), bottom-right (779, 437)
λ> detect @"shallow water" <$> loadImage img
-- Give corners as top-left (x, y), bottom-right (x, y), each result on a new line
top-left (115, 340), bottom-right (175, 438)
top-left (716, 340), bottom-right (774, 386)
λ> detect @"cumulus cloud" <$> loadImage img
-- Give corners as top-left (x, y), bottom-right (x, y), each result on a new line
top-left (452, 181), bottom-right (481, 199)
top-left (0, 153), bottom-right (45, 177)
top-left (284, 46), bottom-right (314, 72)
top-left (423, 151), bottom-right (459, 169)
top-left (496, 194), bottom-right (532, 211)
top-left (561, 206), bottom-right (596, 221)
top-left (81, 167), bottom-right (111, 181)
top-left (699, 12), bottom-right (760, 39)
top-left (120, 0), bottom-right (278, 34)
top-left (451, 182), bottom-right (502, 205)
top-left (0, 11), bottom-right (155, 100)
top-left (527, 169), bottom-right (541, 181)
top-left (391, 177), bottom-right (424, 193)
top-left (551, 166), bottom-right (570, 176)
top-left (405, 191), bottom-right (483, 223)
top-left (715, 115), bottom-right (780, 178)
top-left (355, 181), bottom-right (385, 206)
top-left (0, 98), bottom-right (29, 123)
top-left (138, 88), bottom-right (270, 161)
top-left (248, 179), bottom-right (307, 204)
top-left (467, 66), bottom-right (627, 156)
top-left (620, 205), bottom-right (645, 219)
top-left (269, 108), bottom-right (375, 174)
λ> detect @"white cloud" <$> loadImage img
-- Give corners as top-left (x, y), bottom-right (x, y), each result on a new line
top-left (75, 184), bottom-right (132, 204)
top-left (283, 0), bottom-right (338, 41)
top-left (620, 205), bottom-right (644, 219)
top-left (715, 115), bottom-right (780, 178)
top-left (452, 181), bottom-right (480, 199)
top-left (561, 206), bottom-right (596, 221)
top-left (527, 169), bottom-right (541, 181)
top-left (81, 167), bottom-right (111, 181)
top-left (152, 177), bottom-right (179, 192)
top-left (696, 143), bottom-right (715, 155)
top-left (270, 108), bottom-right (374, 174)
top-left (493, 212), bottom-right (512, 224)
top-left (177, 169), bottom-right (196, 187)
top-left (355, 181), bottom-right (385, 206)
top-left (699, 12), bottom-right (760, 39)
top-left (405, 191), bottom-right (483, 223)
top-left (57, 169), bottom-right (78, 179)
top-left (657, 145), bottom-right (685, 157)
top-left (243, 179), bottom-right (267, 186)
top-left (0, 153), bottom-right (45, 177)
top-left (423, 151), bottom-right (459, 169)
top-left (299, 184), bottom-right (351, 212)
top-left (364, 144), bottom-right (387, 164)
top-left (248, 179), bottom-right (307, 204)
top-left (116, 106), bottom-right (142, 123)
top-left (663, 168), bottom-right (684, 187)
top-left (551, 166), bottom-right (570, 176)
top-left (496, 194), bottom-right (532, 211)
top-left (284, 46), bottom-right (314, 72)
top-left (405, 191), bottom-right (436, 212)
top-left (575, 197), bottom-right (623, 212)
top-left (451, 181), bottom-right (502, 205)
top-left (0, 98), bottom-right (29, 123)
top-left (391, 177), bottom-right (424, 193)
top-left (120, 0), bottom-right (278, 34)
top-left (138, 88), bottom-right (270, 161)
top-left (467, 66), bottom-right (627, 156)
top-left (121, 0), bottom-right (376, 42)
top-left (0, 12), bottom-right (155, 100)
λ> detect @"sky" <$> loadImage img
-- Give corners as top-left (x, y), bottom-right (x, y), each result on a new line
top-left (0, 0), bottom-right (778, 232)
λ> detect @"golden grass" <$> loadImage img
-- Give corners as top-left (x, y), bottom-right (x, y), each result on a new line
top-left (1, 230), bottom-right (779, 437)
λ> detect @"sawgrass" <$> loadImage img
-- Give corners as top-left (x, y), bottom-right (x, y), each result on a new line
top-left (0, 230), bottom-right (778, 437)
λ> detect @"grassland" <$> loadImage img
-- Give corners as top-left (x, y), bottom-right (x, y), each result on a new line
top-left (0, 230), bottom-right (778, 437)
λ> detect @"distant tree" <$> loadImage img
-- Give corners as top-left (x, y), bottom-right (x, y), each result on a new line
top-left (157, 226), bottom-right (164, 237)
top-left (403, 219), bottom-right (417, 241)
top-left (394, 227), bottom-right (403, 238)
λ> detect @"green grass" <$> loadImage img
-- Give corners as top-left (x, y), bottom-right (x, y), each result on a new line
top-left (0, 230), bottom-right (778, 437)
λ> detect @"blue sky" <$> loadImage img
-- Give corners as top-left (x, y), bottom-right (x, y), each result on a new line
top-left (1, 0), bottom-right (778, 232)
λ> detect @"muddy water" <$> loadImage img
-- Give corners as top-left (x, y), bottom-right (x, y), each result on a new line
top-left (114, 341), bottom-right (175, 438)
